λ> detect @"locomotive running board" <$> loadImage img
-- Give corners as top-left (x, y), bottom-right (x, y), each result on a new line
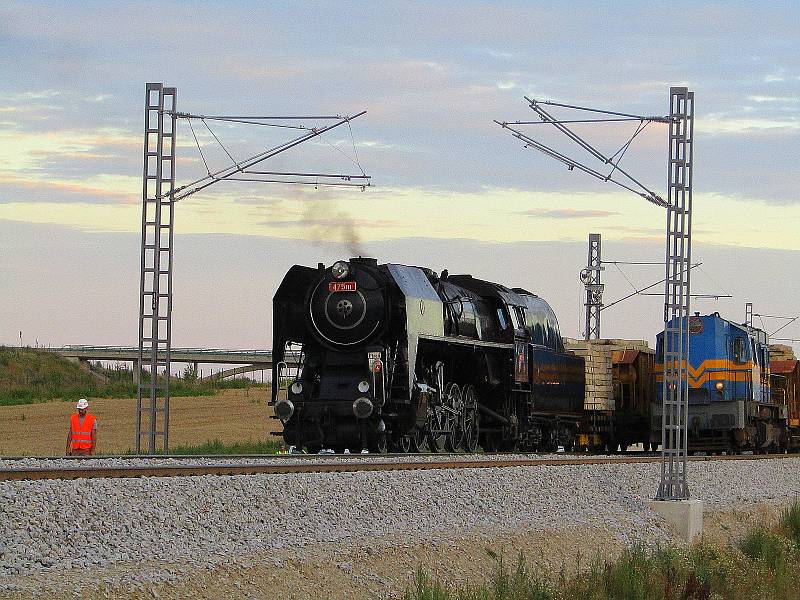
top-left (418, 334), bottom-right (514, 350)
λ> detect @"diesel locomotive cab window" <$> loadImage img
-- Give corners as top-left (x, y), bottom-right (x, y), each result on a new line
top-left (733, 337), bottom-right (745, 363)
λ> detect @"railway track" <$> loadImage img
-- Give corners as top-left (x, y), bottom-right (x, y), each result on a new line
top-left (1, 452), bottom-right (796, 481)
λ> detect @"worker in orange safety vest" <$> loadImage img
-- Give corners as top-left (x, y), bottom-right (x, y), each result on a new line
top-left (65, 398), bottom-right (97, 456)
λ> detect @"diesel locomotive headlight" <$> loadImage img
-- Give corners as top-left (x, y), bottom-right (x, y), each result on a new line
top-left (331, 261), bottom-right (350, 280)
top-left (290, 381), bottom-right (303, 395)
top-left (715, 382), bottom-right (724, 391)
top-left (358, 380), bottom-right (370, 393)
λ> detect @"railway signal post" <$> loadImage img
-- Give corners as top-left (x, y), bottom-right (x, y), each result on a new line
top-left (581, 233), bottom-right (603, 340)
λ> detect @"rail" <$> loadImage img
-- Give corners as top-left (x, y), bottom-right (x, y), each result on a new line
top-left (1, 453), bottom-right (795, 481)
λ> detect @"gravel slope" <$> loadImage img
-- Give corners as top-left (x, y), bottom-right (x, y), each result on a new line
top-left (1, 457), bottom-right (799, 595)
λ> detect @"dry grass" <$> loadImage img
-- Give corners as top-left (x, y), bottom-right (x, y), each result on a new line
top-left (0, 388), bottom-right (282, 456)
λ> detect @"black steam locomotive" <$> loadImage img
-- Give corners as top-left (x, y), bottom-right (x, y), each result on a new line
top-left (270, 257), bottom-right (584, 453)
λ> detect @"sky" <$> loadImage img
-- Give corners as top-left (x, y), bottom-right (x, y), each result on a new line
top-left (1, 1), bottom-right (799, 353)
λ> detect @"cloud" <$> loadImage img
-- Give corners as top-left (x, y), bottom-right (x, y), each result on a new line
top-left (0, 2), bottom-right (798, 225)
top-left (700, 114), bottom-right (800, 134)
top-left (522, 208), bottom-right (620, 219)
top-left (263, 218), bottom-right (396, 229)
top-left (0, 173), bottom-right (138, 204)
top-left (747, 95), bottom-right (800, 104)
top-left (0, 90), bottom-right (61, 102)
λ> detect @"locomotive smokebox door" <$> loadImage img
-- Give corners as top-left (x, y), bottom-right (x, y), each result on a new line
top-left (515, 341), bottom-right (529, 383)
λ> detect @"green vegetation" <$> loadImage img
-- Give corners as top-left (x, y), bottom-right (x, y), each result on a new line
top-left (780, 500), bottom-right (800, 547)
top-left (405, 500), bottom-right (800, 600)
top-left (0, 346), bottom-right (266, 406)
top-left (163, 438), bottom-right (282, 455)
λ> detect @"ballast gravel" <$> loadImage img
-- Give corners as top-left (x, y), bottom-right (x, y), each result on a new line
top-left (1, 457), bottom-right (799, 594)
top-left (0, 452), bottom-right (623, 470)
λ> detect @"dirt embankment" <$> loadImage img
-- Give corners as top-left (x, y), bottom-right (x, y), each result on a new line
top-left (0, 389), bottom-right (281, 455)
top-left (3, 502), bottom-right (788, 600)
top-left (159, 502), bottom-right (785, 600)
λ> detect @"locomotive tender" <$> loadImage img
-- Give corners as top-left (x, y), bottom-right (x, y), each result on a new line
top-left (270, 257), bottom-right (584, 452)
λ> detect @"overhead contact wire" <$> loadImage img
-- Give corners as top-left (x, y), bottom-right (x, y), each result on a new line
top-left (348, 120), bottom-right (366, 175)
top-left (614, 263), bottom-right (640, 295)
top-left (200, 116), bottom-right (309, 130)
top-left (320, 132), bottom-right (364, 174)
top-left (187, 118), bottom-right (212, 177)
top-left (526, 99), bottom-right (671, 122)
top-left (202, 118), bottom-right (238, 167)
top-left (503, 98), bottom-right (667, 206)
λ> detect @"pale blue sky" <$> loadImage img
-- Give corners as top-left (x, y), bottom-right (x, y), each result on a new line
top-left (1, 1), bottom-right (798, 349)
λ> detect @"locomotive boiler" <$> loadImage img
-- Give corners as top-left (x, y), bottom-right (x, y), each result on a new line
top-left (270, 258), bottom-right (585, 453)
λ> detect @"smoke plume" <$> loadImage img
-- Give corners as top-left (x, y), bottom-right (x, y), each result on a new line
top-left (300, 192), bottom-right (364, 257)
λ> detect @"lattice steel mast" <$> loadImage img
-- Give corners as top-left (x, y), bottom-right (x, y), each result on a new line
top-left (581, 234), bottom-right (603, 340)
top-left (136, 82), bottom-right (369, 453)
top-left (497, 87), bottom-right (695, 500)
top-left (137, 83), bottom-right (177, 454)
top-left (656, 87), bottom-right (694, 500)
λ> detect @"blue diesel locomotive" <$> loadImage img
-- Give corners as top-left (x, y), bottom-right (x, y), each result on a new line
top-left (653, 312), bottom-right (788, 452)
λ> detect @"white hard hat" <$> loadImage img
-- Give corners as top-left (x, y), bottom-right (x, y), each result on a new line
top-left (76, 398), bottom-right (89, 410)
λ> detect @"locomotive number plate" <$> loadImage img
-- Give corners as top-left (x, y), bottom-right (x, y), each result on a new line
top-left (329, 281), bottom-right (357, 292)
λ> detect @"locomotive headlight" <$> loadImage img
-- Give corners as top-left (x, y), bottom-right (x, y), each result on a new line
top-left (715, 382), bottom-right (724, 391)
top-left (358, 380), bottom-right (370, 393)
top-left (353, 397), bottom-right (373, 419)
top-left (331, 261), bottom-right (350, 280)
top-left (290, 381), bottom-right (303, 395)
top-left (275, 399), bottom-right (294, 421)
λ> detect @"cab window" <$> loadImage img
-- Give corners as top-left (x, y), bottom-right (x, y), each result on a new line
top-left (514, 306), bottom-right (526, 331)
top-left (496, 308), bottom-right (508, 330)
top-left (732, 337), bottom-right (745, 364)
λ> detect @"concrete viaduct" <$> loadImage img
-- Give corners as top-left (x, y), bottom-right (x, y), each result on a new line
top-left (41, 346), bottom-right (289, 382)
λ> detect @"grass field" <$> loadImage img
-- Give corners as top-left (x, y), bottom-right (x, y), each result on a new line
top-left (0, 346), bottom-right (264, 406)
top-left (0, 388), bottom-right (283, 456)
top-left (405, 500), bottom-right (800, 600)
top-left (167, 438), bottom-right (283, 455)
